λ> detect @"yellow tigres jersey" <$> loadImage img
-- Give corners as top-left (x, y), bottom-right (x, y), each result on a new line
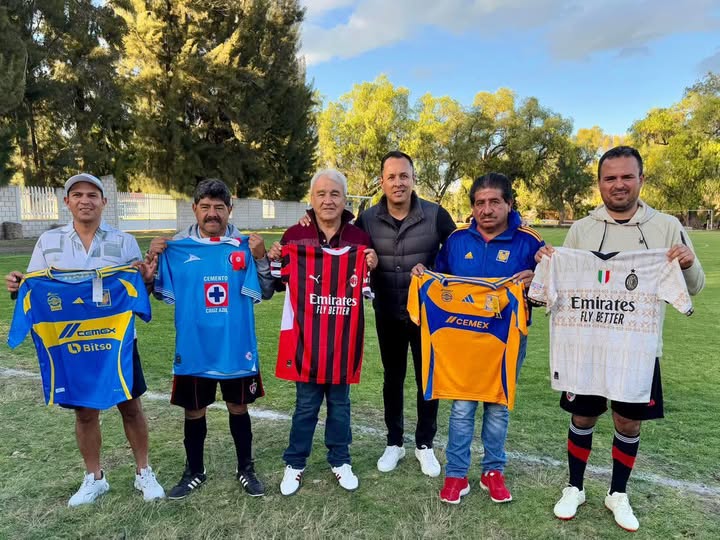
top-left (407, 271), bottom-right (527, 408)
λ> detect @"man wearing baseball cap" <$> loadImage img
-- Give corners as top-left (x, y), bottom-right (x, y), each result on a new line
top-left (5, 173), bottom-right (165, 507)
top-left (64, 173), bottom-right (106, 196)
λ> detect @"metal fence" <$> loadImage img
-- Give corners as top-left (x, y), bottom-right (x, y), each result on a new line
top-left (117, 192), bottom-right (177, 231)
top-left (21, 186), bottom-right (58, 220)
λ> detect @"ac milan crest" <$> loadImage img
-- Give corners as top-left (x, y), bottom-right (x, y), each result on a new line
top-left (625, 270), bottom-right (638, 291)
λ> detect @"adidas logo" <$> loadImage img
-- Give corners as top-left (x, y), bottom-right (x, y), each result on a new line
top-left (73, 297), bottom-right (84, 304)
top-left (461, 294), bottom-right (474, 303)
top-left (464, 252), bottom-right (474, 259)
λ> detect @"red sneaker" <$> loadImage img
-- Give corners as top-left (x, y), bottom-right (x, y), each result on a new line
top-left (480, 470), bottom-right (512, 503)
top-left (439, 476), bottom-right (470, 504)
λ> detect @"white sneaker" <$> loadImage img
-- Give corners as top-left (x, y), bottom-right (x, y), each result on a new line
top-left (377, 445), bottom-right (406, 472)
top-left (415, 446), bottom-right (441, 477)
top-left (554, 486), bottom-right (586, 520)
top-left (134, 465), bottom-right (165, 501)
top-left (68, 471), bottom-right (110, 507)
top-left (280, 465), bottom-right (304, 496)
top-left (605, 491), bottom-right (639, 532)
top-left (331, 464), bottom-right (359, 491)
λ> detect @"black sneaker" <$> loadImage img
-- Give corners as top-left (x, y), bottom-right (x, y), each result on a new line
top-left (167, 467), bottom-right (207, 500)
top-left (236, 465), bottom-right (265, 497)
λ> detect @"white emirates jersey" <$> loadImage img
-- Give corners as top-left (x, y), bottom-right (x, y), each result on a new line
top-left (528, 247), bottom-right (692, 402)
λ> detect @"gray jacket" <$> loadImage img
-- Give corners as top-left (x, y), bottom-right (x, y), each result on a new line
top-left (355, 193), bottom-right (456, 320)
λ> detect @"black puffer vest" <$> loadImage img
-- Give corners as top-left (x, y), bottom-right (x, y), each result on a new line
top-left (356, 193), bottom-right (445, 320)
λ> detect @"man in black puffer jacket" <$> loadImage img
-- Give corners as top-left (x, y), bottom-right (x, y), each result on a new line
top-left (355, 151), bottom-right (456, 477)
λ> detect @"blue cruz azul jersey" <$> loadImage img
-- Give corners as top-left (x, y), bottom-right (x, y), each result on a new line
top-left (154, 236), bottom-right (262, 378)
top-left (8, 265), bottom-right (151, 409)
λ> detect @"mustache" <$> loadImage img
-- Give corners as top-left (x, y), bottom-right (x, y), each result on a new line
top-left (204, 217), bottom-right (221, 223)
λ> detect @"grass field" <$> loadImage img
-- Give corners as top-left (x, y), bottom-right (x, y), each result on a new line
top-left (1, 228), bottom-right (719, 539)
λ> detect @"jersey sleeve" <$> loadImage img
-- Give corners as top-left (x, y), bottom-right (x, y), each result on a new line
top-left (131, 270), bottom-right (152, 323)
top-left (407, 275), bottom-right (422, 325)
top-left (154, 247), bottom-right (176, 304)
top-left (240, 251), bottom-right (262, 304)
top-left (355, 246), bottom-right (374, 299)
top-left (279, 244), bottom-right (294, 285)
top-left (527, 255), bottom-right (550, 306)
top-left (8, 281), bottom-right (32, 348)
top-left (658, 257), bottom-right (693, 315)
top-left (514, 283), bottom-right (529, 336)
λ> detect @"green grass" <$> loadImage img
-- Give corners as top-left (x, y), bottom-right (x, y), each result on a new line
top-left (1, 229), bottom-right (719, 539)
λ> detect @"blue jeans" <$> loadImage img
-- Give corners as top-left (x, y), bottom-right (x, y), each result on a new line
top-left (283, 382), bottom-right (352, 468)
top-left (445, 334), bottom-right (527, 477)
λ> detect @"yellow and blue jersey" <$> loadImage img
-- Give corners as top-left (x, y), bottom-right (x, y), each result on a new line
top-left (407, 271), bottom-right (527, 409)
top-left (8, 265), bottom-right (151, 409)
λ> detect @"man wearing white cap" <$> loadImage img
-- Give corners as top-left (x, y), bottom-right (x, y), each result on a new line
top-left (5, 173), bottom-right (165, 507)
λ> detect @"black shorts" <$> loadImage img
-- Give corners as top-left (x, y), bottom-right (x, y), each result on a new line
top-left (560, 358), bottom-right (664, 421)
top-left (61, 340), bottom-right (147, 410)
top-left (170, 373), bottom-right (264, 410)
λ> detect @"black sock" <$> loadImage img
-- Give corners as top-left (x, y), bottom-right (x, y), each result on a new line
top-left (229, 412), bottom-right (253, 471)
top-left (567, 421), bottom-right (593, 490)
top-left (610, 430), bottom-right (640, 494)
top-left (184, 416), bottom-right (207, 475)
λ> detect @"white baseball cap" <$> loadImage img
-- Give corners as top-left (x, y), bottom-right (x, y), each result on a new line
top-left (64, 173), bottom-right (105, 196)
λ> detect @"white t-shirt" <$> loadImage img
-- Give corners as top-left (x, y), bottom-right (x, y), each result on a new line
top-left (528, 247), bottom-right (692, 402)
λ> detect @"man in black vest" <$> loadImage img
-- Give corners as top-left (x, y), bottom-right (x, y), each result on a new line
top-left (355, 151), bottom-right (456, 476)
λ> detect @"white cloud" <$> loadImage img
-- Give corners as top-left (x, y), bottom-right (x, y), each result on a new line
top-left (546, 0), bottom-right (720, 60)
top-left (698, 49), bottom-right (720, 73)
top-left (302, 0), bottom-right (357, 20)
top-left (299, 0), bottom-right (720, 66)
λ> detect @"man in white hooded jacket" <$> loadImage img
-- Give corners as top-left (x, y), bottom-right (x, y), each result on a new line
top-left (535, 146), bottom-right (704, 532)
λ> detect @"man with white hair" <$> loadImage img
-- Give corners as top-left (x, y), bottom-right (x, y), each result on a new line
top-left (268, 169), bottom-right (378, 495)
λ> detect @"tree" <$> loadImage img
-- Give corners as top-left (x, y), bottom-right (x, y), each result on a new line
top-left (0, 0), bottom-right (128, 186)
top-left (115, 0), bottom-right (315, 197)
top-left (317, 75), bottom-right (411, 198)
top-left (406, 94), bottom-right (477, 203)
top-left (531, 139), bottom-right (595, 222)
top-left (630, 72), bottom-right (720, 216)
top-left (467, 89), bottom-right (573, 186)
top-left (0, 7), bottom-right (26, 116)
top-left (0, 7), bottom-right (27, 184)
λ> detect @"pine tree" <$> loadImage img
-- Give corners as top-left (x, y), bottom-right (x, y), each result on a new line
top-left (116, 0), bottom-right (316, 198)
top-left (1, 0), bottom-right (128, 186)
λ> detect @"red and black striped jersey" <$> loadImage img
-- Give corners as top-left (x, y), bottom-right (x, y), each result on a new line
top-left (275, 244), bottom-right (371, 384)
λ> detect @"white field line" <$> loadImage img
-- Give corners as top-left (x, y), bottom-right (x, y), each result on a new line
top-left (2, 367), bottom-right (719, 497)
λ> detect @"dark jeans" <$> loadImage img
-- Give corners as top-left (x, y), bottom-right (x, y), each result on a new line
top-left (375, 313), bottom-right (438, 448)
top-left (283, 382), bottom-right (352, 469)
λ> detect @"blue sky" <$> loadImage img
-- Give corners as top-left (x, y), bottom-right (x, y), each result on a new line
top-left (299, 0), bottom-right (720, 135)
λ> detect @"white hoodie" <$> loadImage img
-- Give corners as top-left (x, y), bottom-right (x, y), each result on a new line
top-left (564, 199), bottom-right (705, 357)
